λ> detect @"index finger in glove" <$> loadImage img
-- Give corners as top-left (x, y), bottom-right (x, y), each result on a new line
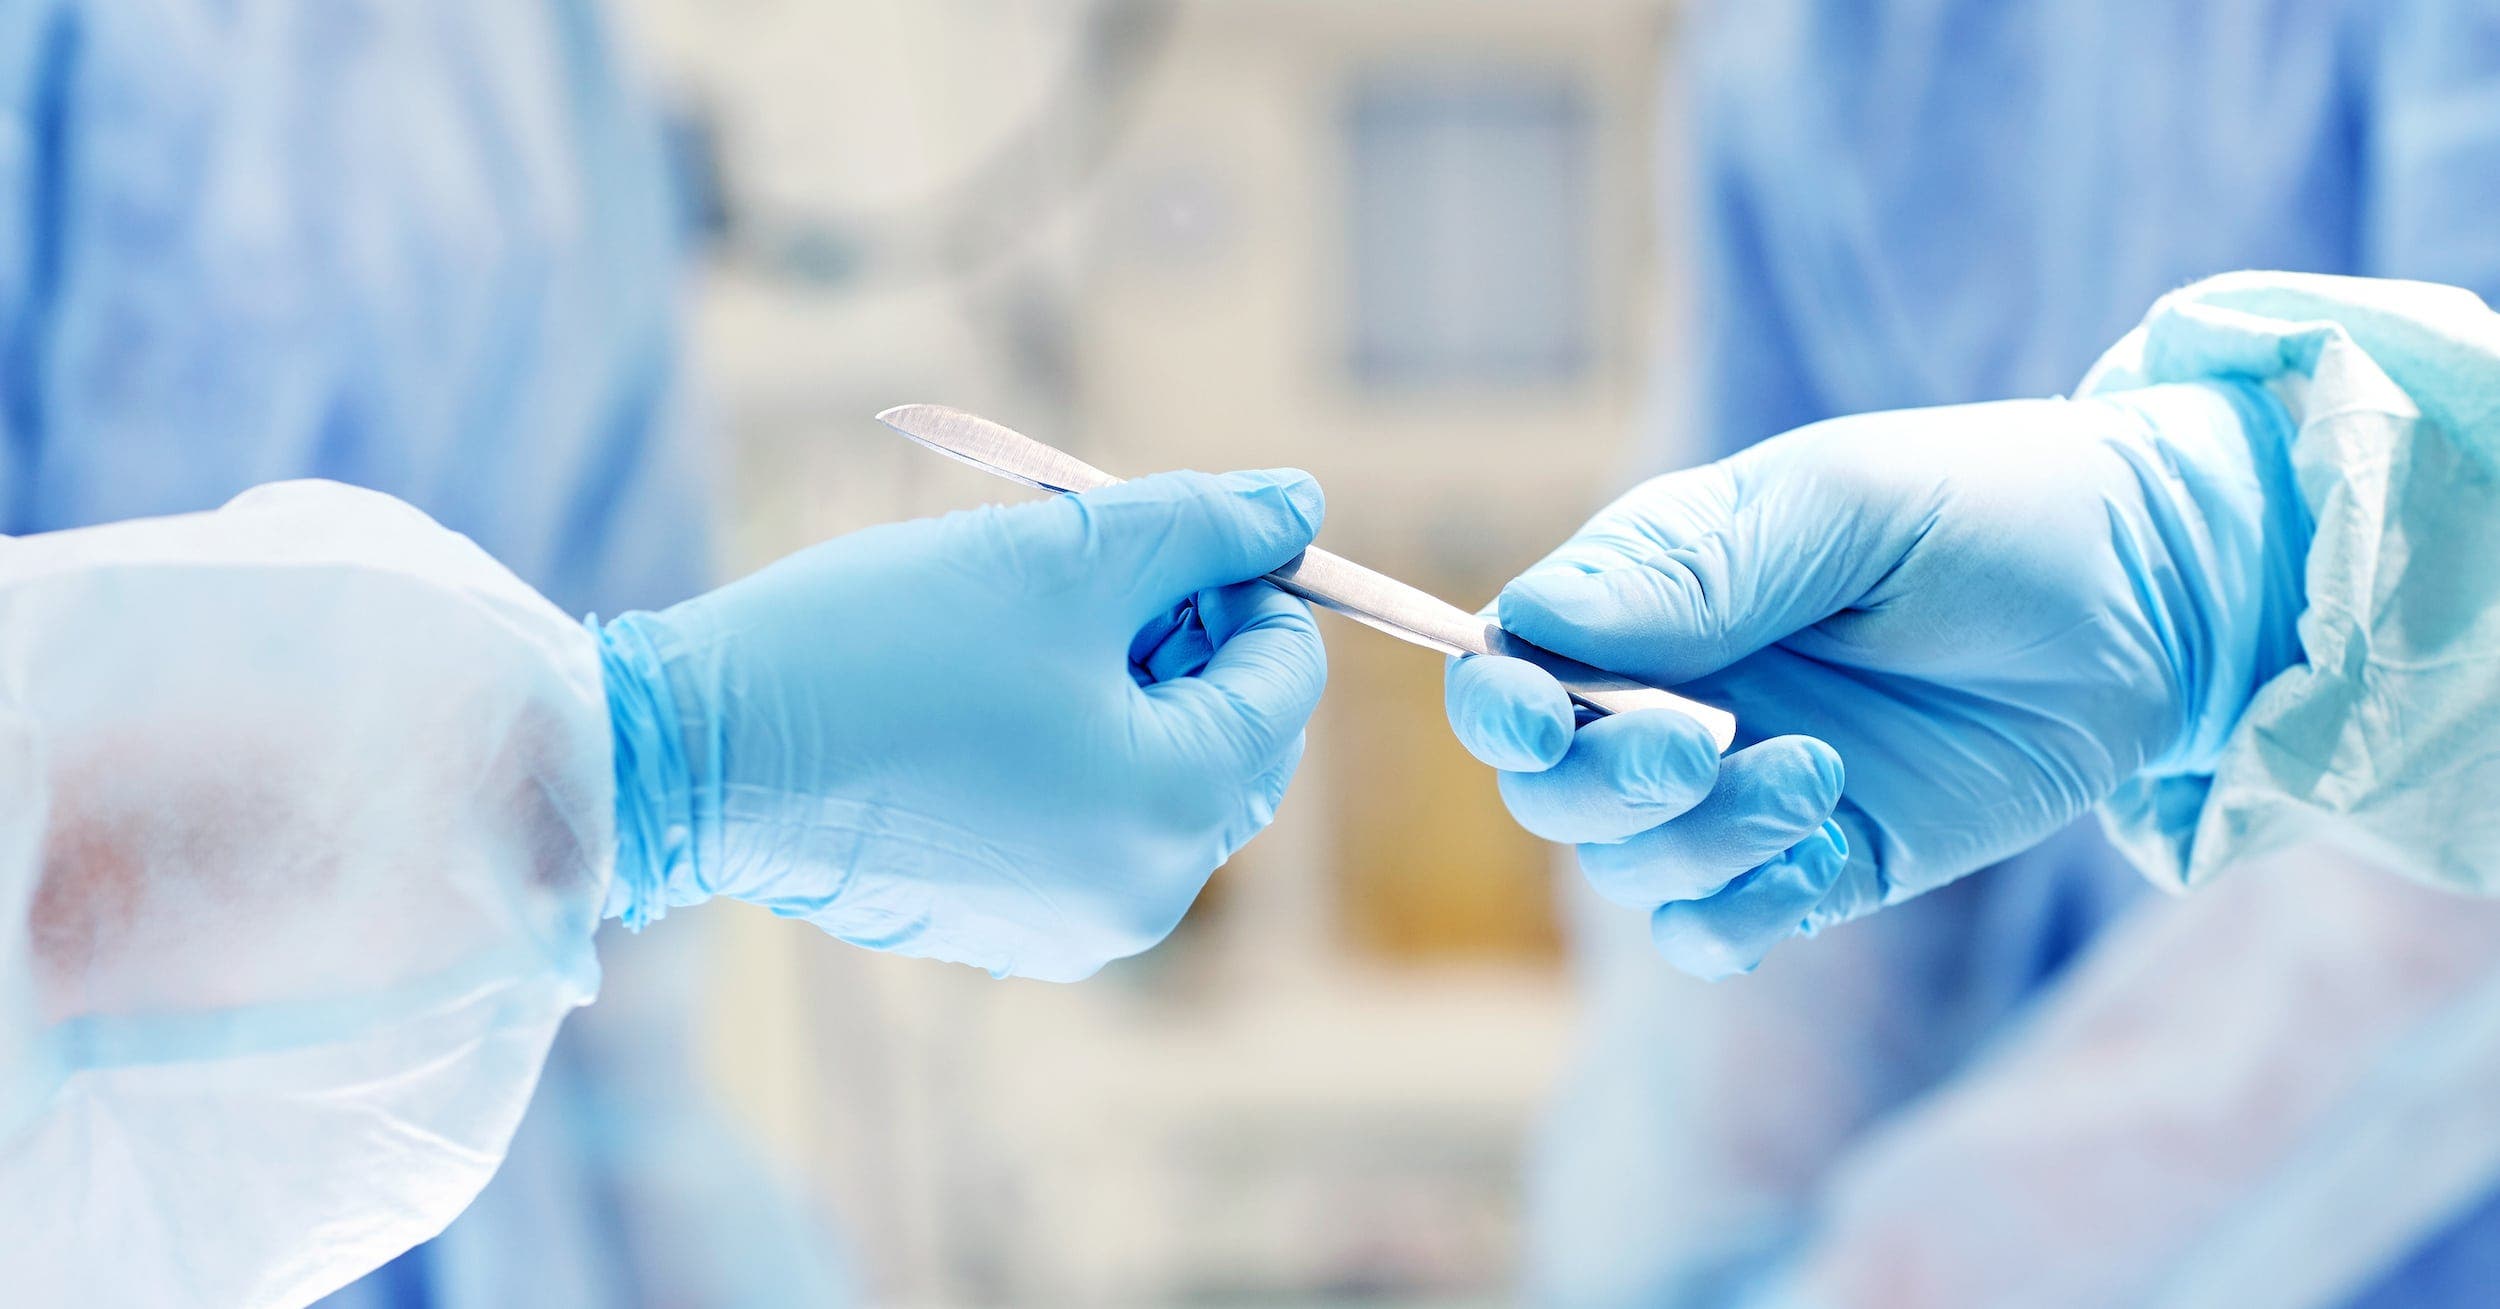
top-left (1445, 654), bottom-right (1575, 772)
top-left (1145, 579), bottom-right (1327, 780)
top-left (1492, 708), bottom-right (1723, 845)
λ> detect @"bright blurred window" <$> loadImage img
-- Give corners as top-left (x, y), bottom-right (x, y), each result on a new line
top-left (1346, 73), bottom-right (1593, 387)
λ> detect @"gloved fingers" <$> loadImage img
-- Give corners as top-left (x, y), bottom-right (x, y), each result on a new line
top-left (1646, 820), bottom-right (1849, 980)
top-left (1491, 708), bottom-right (1722, 845)
top-left (1444, 654), bottom-right (1574, 771)
top-left (1573, 735), bottom-right (1842, 906)
top-left (1068, 469), bottom-right (1324, 625)
top-left (1146, 580), bottom-right (1327, 779)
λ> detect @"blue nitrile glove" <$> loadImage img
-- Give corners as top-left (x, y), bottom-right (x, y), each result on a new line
top-left (1446, 382), bottom-right (2308, 977)
top-left (598, 469), bottom-right (1328, 982)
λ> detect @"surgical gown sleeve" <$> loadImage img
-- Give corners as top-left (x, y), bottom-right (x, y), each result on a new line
top-left (0, 480), bottom-right (613, 1308)
top-left (2080, 272), bottom-right (2500, 895)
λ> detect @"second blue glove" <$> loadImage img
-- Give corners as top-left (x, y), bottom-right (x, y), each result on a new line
top-left (1448, 383), bottom-right (2307, 977)
top-left (600, 469), bottom-right (1328, 982)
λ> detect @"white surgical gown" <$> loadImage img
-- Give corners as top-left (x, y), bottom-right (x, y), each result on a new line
top-left (0, 481), bottom-right (616, 1308)
top-left (3, 1), bottom-right (846, 1304)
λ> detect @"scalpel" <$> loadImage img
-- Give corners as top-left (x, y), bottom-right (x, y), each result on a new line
top-left (876, 404), bottom-right (1738, 750)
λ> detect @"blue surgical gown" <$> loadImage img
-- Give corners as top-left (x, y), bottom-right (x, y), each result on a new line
top-left (1530, 2), bottom-right (2500, 1305)
top-left (0, 1), bottom-right (839, 1303)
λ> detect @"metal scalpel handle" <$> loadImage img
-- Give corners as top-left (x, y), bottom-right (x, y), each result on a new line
top-left (1262, 551), bottom-right (1738, 745)
top-left (875, 404), bottom-right (1739, 750)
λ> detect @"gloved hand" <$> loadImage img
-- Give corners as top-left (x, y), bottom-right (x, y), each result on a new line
top-left (598, 469), bottom-right (1328, 982)
top-left (1446, 382), bottom-right (2309, 977)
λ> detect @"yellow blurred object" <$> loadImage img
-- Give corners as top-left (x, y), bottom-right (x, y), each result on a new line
top-left (1327, 618), bottom-right (1563, 964)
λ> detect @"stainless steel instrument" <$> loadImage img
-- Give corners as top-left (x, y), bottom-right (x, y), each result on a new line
top-left (876, 404), bottom-right (1738, 750)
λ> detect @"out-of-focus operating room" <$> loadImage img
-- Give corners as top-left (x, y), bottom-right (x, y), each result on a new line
top-left (22, 0), bottom-right (2500, 1304)
top-left (541, 1), bottom-right (2500, 1304)
top-left (606, 1), bottom-right (1680, 1301)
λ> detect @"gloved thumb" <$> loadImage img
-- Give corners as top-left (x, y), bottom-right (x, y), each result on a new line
top-left (1495, 459), bottom-right (1890, 686)
top-left (1081, 469), bottom-right (1325, 623)
top-left (1497, 555), bottom-right (1746, 687)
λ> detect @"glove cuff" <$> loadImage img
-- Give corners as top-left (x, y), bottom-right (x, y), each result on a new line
top-left (2099, 379), bottom-right (2311, 776)
top-left (593, 613), bottom-right (702, 929)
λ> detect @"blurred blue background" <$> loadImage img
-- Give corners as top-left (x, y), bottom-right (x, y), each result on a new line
top-left (202, 0), bottom-right (2500, 1303)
